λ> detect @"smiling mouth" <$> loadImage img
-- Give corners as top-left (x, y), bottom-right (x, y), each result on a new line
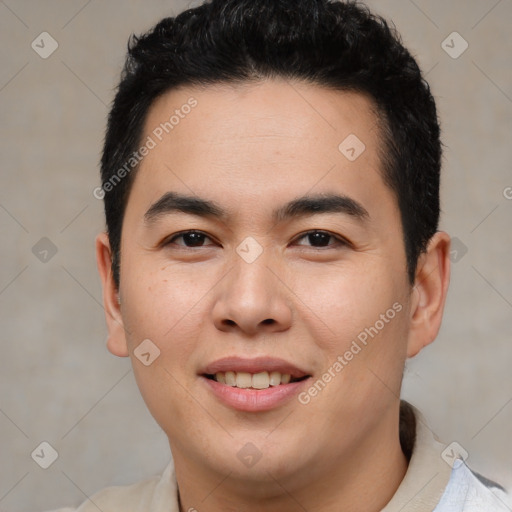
top-left (203, 371), bottom-right (310, 390)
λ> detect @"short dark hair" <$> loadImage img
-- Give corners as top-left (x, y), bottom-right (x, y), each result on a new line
top-left (100, 0), bottom-right (441, 287)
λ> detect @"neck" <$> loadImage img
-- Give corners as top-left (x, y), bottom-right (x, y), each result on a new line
top-left (174, 404), bottom-right (408, 512)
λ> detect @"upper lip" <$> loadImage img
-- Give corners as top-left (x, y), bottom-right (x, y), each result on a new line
top-left (200, 356), bottom-right (310, 379)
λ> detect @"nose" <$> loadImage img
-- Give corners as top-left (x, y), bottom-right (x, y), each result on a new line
top-left (211, 253), bottom-right (293, 336)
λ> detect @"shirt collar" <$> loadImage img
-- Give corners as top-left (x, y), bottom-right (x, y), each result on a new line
top-left (382, 400), bottom-right (453, 511)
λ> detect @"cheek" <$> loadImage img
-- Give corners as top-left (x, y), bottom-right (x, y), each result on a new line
top-left (119, 262), bottom-right (216, 411)
top-left (293, 262), bottom-right (410, 414)
top-left (130, 359), bottom-right (201, 441)
top-left (119, 263), bottom-right (213, 430)
top-left (289, 259), bottom-right (405, 352)
top-left (121, 260), bottom-right (214, 345)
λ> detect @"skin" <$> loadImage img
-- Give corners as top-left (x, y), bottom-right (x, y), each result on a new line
top-left (96, 79), bottom-right (451, 512)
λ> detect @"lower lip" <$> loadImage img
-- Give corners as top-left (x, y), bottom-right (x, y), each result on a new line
top-left (201, 376), bottom-right (310, 412)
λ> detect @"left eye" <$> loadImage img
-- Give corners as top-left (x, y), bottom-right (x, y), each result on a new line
top-left (294, 230), bottom-right (347, 248)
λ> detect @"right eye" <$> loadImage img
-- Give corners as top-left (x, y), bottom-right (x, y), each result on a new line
top-left (164, 230), bottom-right (217, 248)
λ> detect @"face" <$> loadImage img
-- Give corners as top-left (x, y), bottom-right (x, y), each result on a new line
top-left (98, 79), bottom-right (442, 489)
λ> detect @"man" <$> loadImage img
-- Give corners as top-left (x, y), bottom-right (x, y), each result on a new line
top-left (55, 0), bottom-right (510, 510)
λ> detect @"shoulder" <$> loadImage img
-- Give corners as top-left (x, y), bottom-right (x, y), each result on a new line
top-left (435, 461), bottom-right (511, 512)
top-left (45, 462), bottom-right (178, 512)
top-left (384, 402), bottom-right (511, 512)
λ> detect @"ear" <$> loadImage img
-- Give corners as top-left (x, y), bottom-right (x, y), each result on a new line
top-left (95, 232), bottom-right (129, 357)
top-left (406, 231), bottom-right (451, 358)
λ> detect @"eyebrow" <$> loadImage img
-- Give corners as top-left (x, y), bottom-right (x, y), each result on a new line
top-left (144, 191), bottom-right (370, 225)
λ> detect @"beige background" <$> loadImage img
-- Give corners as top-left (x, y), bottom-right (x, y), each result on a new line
top-left (0, 1), bottom-right (511, 510)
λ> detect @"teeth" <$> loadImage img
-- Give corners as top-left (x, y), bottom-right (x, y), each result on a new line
top-left (269, 371), bottom-right (281, 386)
top-left (212, 370), bottom-right (295, 389)
top-left (252, 371), bottom-right (270, 389)
top-left (225, 371), bottom-right (236, 387)
top-left (236, 372), bottom-right (252, 388)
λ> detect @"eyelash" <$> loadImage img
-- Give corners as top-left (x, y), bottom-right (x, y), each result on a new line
top-left (163, 229), bottom-right (350, 249)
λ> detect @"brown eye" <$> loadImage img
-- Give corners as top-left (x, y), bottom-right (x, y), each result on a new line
top-left (295, 230), bottom-right (347, 248)
top-left (166, 230), bottom-right (214, 247)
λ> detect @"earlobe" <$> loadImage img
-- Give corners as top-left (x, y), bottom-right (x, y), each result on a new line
top-left (95, 232), bottom-right (129, 358)
top-left (406, 231), bottom-right (451, 358)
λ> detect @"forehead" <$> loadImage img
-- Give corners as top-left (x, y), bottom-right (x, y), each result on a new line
top-left (144, 79), bottom-right (381, 155)
top-left (130, 79), bottom-right (393, 222)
